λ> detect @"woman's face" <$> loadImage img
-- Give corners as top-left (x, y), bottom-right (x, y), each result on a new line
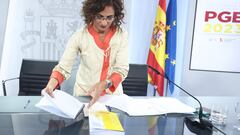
top-left (92, 6), bottom-right (115, 33)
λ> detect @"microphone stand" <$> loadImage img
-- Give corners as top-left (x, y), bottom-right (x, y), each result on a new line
top-left (147, 65), bottom-right (226, 135)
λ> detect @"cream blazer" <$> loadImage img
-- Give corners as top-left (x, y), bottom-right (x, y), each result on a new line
top-left (53, 26), bottom-right (129, 96)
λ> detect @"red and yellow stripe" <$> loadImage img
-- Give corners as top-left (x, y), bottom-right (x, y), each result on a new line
top-left (147, 0), bottom-right (166, 96)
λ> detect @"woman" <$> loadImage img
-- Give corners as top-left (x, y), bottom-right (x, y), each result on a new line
top-left (44, 0), bottom-right (129, 108)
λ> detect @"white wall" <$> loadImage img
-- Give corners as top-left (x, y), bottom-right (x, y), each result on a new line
top-left (0, 0), bottom-right (9, 63)
top-left (0, 0), bottom-right (10, 96)
top-left (127, 0), bottom-right (158, 64)
top-left (0, 0), bottom-right (86, 95)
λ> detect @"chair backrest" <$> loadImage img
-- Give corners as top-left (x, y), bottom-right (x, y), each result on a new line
top-left (18, 59), bottom-right (58, 96)
top-left (122, 64), bottom-right (148, 96)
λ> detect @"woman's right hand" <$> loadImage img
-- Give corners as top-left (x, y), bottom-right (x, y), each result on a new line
top-left (42, 78), bottom-right (58, 98)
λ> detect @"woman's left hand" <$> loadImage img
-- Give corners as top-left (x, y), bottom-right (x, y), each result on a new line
top-left (87, 81), bottom-right (107, 108)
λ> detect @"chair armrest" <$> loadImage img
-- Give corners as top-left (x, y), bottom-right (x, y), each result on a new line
top-left (2, 77), bottom-right (19, 96)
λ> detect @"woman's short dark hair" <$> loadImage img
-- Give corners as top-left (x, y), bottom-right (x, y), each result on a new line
top-left (82, 0), bottom-right (124, 29)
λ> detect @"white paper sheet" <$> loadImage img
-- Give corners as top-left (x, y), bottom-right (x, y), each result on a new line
top-left (90, 129), bottom-right (124, 135)
top-left (35, 90), bottom-right (84, 119)
top-left (98, 94), bottom-right (195, 116)
top-left (83, 102), bottom-right (109, 117)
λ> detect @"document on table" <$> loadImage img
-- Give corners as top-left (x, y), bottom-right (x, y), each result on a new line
top-left (98, 94), bottom-right (195, 116)
top-left (89, 111), bottom-right (124, 132)
top-left (35, 90), bottom-right (84, 119)
top-left (83, 102), bottom-right (109, 117)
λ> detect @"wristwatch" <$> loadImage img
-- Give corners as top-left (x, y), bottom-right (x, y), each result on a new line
top-left (105, 79), bottom-right (112, 89)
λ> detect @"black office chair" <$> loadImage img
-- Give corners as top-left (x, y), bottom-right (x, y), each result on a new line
top-left (122, 64), bottom-right (148, 96)
top-left (2, 59), bottom-right (58, 96)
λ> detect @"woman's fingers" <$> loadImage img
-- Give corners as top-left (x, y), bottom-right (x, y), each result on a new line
top-left (44, 87), bottom-right (54, 98)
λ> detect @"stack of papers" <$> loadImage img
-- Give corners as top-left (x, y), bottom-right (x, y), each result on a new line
top-left (36, 91), bottom-right (195, 118)
top-left (84, 102), bottom-right (109, 117)
top-left (35, 90), bottom-right (84, 119)
top-left (89, 111), bottom-right (124, 132)
top-left (98, 94), bottom-right (195, 116)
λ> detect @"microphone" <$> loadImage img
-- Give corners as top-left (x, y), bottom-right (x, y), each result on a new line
top-left (147, 65), bottom-right (226, 135)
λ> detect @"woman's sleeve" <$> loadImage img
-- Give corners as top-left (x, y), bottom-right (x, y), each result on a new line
top-left (109, 30), bottom-right (129, 92)
top-left (52, 32), bottom-right (81, 83)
